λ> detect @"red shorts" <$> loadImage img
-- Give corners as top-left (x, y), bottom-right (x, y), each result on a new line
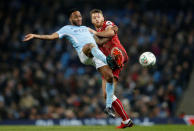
top-left (112, 49), bottom-right (128, 79)
top-left (102, 49), bottom-right (128, 80)
top-left (112, 67), bottom-right (122, 79)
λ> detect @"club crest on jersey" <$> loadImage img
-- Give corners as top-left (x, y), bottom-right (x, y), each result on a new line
top-left (106, 21), bottom-right (112, 26)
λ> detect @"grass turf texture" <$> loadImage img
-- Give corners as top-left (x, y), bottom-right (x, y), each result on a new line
top-left (0, 125), bottom-right (194, 131)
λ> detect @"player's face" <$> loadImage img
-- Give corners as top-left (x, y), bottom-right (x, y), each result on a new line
top-left (91, 13), bottom-right (104, 28)
top-left (70, 11), bottom-right (82, 26)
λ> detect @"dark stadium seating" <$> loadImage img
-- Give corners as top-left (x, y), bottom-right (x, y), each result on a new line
top-left (0, 0), bottom-right (193, 120)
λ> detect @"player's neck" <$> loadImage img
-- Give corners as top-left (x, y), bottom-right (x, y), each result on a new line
top-left (95, 26), bottom-right (100, 30)
top-left (95, 22), bottom-right (103, 30)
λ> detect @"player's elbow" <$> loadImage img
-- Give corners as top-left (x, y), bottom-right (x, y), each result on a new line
top-left (50, 33), bottom-right (59, 40)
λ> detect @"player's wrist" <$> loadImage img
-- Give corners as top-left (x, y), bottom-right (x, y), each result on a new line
top-left (93, 31), bottom-right (97, 35)
top-left (33, 34), bottom-right (38, 38)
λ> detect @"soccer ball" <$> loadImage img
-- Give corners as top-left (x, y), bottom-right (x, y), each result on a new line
top-left (139, 52), bottom-right (156, 67)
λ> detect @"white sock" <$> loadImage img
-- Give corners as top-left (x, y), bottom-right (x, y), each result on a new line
top-left (106, 82), bottom-right (114, 108)
top-left (122, 119), bottom-right (131, 124)
top-left (112, 95), bottom-right (117, 102)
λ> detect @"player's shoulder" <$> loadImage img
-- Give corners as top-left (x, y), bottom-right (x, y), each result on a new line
top-left (104, 20), bottom-right (115, 26)
top-left (62, 25), bottom-right (87, 30)
top-left (60, 25), bottom-right (72, 30)
top-left (80, 25), bottom-right (88, 28)
top-left (71, 25), bottom-right (88, 29)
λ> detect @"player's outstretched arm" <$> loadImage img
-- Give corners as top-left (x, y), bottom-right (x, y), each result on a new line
top-left (23, 33), bottom-right (59, 42)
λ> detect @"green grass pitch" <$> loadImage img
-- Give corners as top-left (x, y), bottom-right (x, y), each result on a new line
top-left (0, 125), bottom-right (194, 131)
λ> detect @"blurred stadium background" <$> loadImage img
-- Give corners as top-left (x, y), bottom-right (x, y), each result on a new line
top-left (0, 0), bottom-right (194, 127)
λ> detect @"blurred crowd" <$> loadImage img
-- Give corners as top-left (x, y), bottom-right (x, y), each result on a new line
top-left (0, 0), bottom-right (194, 120)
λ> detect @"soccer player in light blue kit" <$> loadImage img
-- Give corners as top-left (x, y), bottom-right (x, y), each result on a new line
top-left (23, 9), bottom-right (116, 118)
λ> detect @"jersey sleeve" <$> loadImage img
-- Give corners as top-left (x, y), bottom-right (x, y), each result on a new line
top-left (104, 21), bottom-right (115, 30)
top-left (90, 32), bottom-right (95, 37)
top-left (56, 26), bottom-right (69, 39)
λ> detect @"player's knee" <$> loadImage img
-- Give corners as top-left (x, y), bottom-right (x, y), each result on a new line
top-left (104, 73), bottom-right (113, 83)
top-left (87, 43), bottom-right (96, 48)
top-left (87, 43), bottom-right (96, 53)
top-left (82, 43), bottom-right (95, 58)
top-left (83, 43), bottom-right (95, 51)
top-left (82, 44), bottom-right (89, 53)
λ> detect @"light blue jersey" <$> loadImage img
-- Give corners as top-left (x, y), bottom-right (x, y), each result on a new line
top-left (56, 25), bottom-right (97, 53)
top-left (56, 25), bottom-right (114, 109)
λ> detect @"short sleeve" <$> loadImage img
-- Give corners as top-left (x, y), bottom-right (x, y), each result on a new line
top-left (90, 32), bottom-right (95, 37)
top-left (56, 26), bottom-right (69, 39)
top-left (105, 21), bottom-right (115, 30)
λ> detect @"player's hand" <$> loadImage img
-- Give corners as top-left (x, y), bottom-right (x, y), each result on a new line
top-left (23, 34), bottom-right (35, 41)
top-left (112, 25), bottom-right (118, 33)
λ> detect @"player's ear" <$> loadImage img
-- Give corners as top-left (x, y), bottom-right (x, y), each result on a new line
top-left (90, 14), bottom-right (93, 23)
top-left (90, 17), bottom-right (94, 24)
top-left (69, 17), bottom-right (72, 23)
top-left (101, 14), bottom-right (104, 21)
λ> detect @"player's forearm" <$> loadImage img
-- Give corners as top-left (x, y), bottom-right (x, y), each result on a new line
top-left (95, 30), bottom-right (115, 37)
top-left (34, 34), bottom-right (57, 40)
top-left (94, 35), bottom-right (110, 46)
top-left (99, 38), bottom-right (110, 45)
top-left (23, 32), bottom-right (59, 42)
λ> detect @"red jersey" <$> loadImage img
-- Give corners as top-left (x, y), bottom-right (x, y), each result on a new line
top-left (97, 21), bottom-right (128, 63)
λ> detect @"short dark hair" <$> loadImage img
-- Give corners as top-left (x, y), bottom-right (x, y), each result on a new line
top-left (90, 9), bottom-right (103, 18)
top-left (67, 8), bottom-right (79, 18)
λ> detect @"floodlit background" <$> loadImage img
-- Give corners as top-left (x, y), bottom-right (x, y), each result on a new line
top-left (0, 0), bottom-right (193, 123)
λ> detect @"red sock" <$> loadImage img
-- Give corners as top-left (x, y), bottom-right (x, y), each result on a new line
top-left (112, 98), bottom-right (129, 121)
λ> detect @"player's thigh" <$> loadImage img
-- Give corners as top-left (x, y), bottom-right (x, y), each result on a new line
top-left (82, 43), bottom-right (96, 57)
top-left (98, 65), bottom-right (113, 83)
top-left (92, 55), bottom-right (107, 69)
top-left (79, 50), bottom-right (107, 70)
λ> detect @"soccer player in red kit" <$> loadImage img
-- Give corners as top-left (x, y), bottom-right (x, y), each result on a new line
top-left (89, 9), bottom-right (133, 129)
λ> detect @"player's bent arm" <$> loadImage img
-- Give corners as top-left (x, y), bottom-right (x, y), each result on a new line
top-left (93, 35), bottom-right (110, 46)
top-left (88, 27), bottom-right (110, 45)
top-left (23, 33), bottom-right (59, 41)
top-left (95, 26), bottom-right (115, 37)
